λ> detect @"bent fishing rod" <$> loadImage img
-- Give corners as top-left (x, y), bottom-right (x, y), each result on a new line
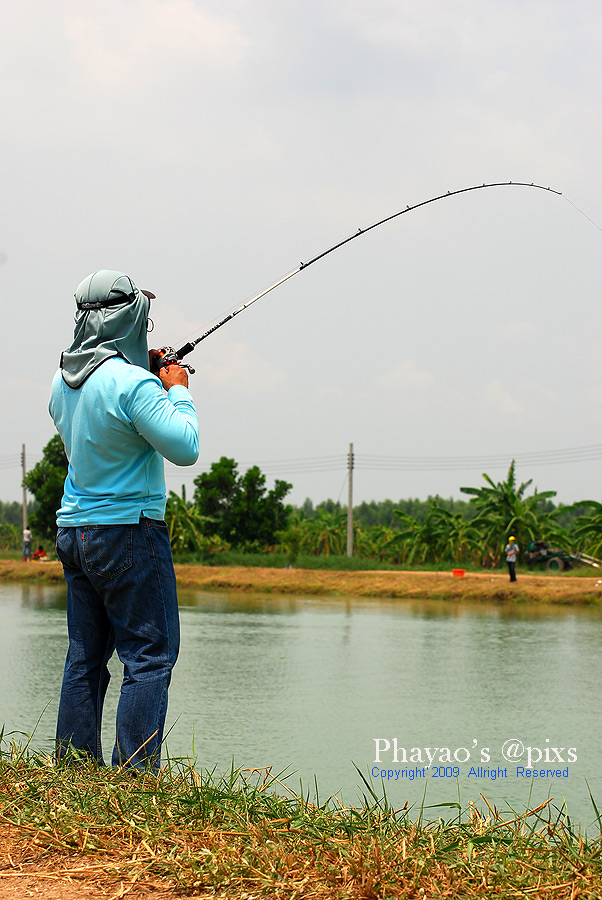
top-left (154, 181), bottom-right (561, 374)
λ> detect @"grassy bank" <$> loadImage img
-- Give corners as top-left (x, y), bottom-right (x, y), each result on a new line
top-left (2, 558), bottom-right (602, 605)
top-left (1, 744), bottom-right (601, 899)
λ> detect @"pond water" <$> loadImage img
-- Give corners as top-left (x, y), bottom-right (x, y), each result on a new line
top-left (2, 582), bottom-right (602, 827)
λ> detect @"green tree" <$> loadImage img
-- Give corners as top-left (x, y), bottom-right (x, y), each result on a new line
top-left (355, 524), bottom-right (400, 562)
top-left (570, 501), bottom-right (602, 558)
top-left (460, 461), bottom-right (563, 565)
top-left (164, 490), bottom-right (230, 558)
top-left (304, 508), bottom-right (347, 556)
top-left (355, 499), bottom-right (399, 529)
top-left (193, 457), bottom-right (292, 549)
top-left (386, 501), bottom-right (452, 565)
top-left (429, 506), bottom-right (481, 563)
top-left (0, 523), bottom-right (20, 550)
top-left (22, 434), bottom-right (68, 540)
top-left (276, 509), bottom-right (349, 558)
top-left (0, 501), bottom-right (32, 527)
top-left (193, 457), bottom-right (239, 540)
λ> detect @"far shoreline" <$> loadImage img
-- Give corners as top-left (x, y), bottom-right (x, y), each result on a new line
top-left (2, 559), bottom-right (602, 605)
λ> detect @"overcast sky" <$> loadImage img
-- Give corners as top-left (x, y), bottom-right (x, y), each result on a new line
top-left (3, 0), bottom-right (602, 509)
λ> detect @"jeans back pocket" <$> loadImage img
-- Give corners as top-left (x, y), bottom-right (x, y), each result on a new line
top-left (82, 525), bottom-right (133, 578)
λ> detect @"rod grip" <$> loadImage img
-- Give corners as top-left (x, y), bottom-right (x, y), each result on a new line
top-left (176, 342), bottom-right (196, 359)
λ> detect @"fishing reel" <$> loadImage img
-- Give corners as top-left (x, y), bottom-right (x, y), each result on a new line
top-left (152, 346), bottom-right (196, 375)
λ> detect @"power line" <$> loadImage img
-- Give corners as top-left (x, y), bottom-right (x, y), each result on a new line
top-left (0, 455), bottom-right (42, 471)
top-left (165, 454), bottom-right (346, 479)
top-left (357, 445), bottom-right (602, 471)
top-left (164, 442), bottom-right (602, 481)
top-left (8, 442), bottom-right (602, 480)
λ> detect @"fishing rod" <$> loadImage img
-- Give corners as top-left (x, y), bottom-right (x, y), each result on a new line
top-left (153, 181), bottom-right (561, 374)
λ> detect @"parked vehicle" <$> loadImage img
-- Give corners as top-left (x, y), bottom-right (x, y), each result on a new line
top-left (524, 540), bottom-right (602, 571)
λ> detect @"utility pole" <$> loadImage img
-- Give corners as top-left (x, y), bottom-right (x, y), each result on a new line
top-left (347, 442), bottom-right (354, 557)
top-left (21, 444), bottom-right (27, 531)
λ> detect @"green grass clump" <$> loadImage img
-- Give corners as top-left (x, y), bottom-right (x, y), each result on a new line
top-left (174, 550), bottom-right (485, 572)
top-left (171, 549), bottom-right (403, 570)
top-left (2, 741), bottom-right (602, 897)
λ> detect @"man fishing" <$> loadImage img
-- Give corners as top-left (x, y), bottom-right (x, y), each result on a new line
top-left (505, 536), bottom-right (520, 583)
top-left (50, 270), bottom-right (199, 772)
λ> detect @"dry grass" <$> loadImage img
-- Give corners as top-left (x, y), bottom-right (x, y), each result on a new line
top-left (1, 747), bottom-right (602, 899)
top-left (173, 565), bottom-right (602, 606)
top-left (2, 559), bottom-right (602, 606)
top-left (0, 559), bottom-right (66, 583)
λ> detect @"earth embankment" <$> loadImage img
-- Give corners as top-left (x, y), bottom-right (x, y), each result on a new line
top-left (1, 559), bottom-right (601, 605)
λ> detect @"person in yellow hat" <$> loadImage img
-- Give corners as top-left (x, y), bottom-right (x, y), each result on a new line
top-left (504, 536), bottom-right (519, 582)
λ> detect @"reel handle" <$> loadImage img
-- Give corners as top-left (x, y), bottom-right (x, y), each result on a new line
top-left (151, 346), bottom-right (196, 375)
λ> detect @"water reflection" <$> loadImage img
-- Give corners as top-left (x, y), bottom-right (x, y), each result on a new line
top-left (1, 583), bottom-right (601, 825)
top-left (19, 582), bottom-right (66, 610)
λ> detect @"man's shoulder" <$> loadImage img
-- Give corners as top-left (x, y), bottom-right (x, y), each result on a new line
top-left (50, 369), bottom-right (64, 392)
top-left (93, 357), bottom-right (159, 388)
top-left (51, 359), bottom-right (158, 392)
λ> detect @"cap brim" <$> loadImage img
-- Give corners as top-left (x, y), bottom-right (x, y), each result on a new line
top-left (141, 289), bottom-right (156, 300)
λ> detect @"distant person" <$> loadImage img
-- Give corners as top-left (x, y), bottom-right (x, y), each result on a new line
top-left (33, 545), bottom-right (47, 561)
top-left (50, 270), bottom-right (199, 772)
top-left (505, 536), bottom-right (519, 582)
top-left (22, 527), bottom-right (32, 562)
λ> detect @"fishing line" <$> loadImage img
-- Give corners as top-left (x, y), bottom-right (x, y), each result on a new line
top-left (563, 194), bottom-right (602, 233)
top-left (155, 181), bottom-right (561, 372)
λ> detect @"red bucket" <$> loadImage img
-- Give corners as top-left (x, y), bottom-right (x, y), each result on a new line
top-left (452, 568), bottom-right (465, 578)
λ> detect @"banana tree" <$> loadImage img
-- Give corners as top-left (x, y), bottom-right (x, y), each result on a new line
top-left (164, 491), bottom-right (228, 557)
top-left (571, 501), bottom-right (602, 557)
top-left (386, 502), bottom-right (454, 565)
top-left (460, 461), bottom-right (564, 565)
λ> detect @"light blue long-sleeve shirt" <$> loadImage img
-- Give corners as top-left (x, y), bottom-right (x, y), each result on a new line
top-left (49, 357), bottom-right (199, 525)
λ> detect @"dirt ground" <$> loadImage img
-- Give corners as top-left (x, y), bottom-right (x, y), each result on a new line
top-left (2, 558), bottom-right (602, 606)
top-left (173, 563), bottom-right (602, 606)
top-left (0, 824), bottom-right (180, 900)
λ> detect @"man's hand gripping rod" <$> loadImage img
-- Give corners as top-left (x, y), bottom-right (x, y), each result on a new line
top-left (153, 181), bottom-right (561, 374)
top-left (152, 346), bottom-right (196, 375)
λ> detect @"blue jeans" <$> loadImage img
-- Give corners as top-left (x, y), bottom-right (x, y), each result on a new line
top-left (55, 518), bottom-right (180, 771)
